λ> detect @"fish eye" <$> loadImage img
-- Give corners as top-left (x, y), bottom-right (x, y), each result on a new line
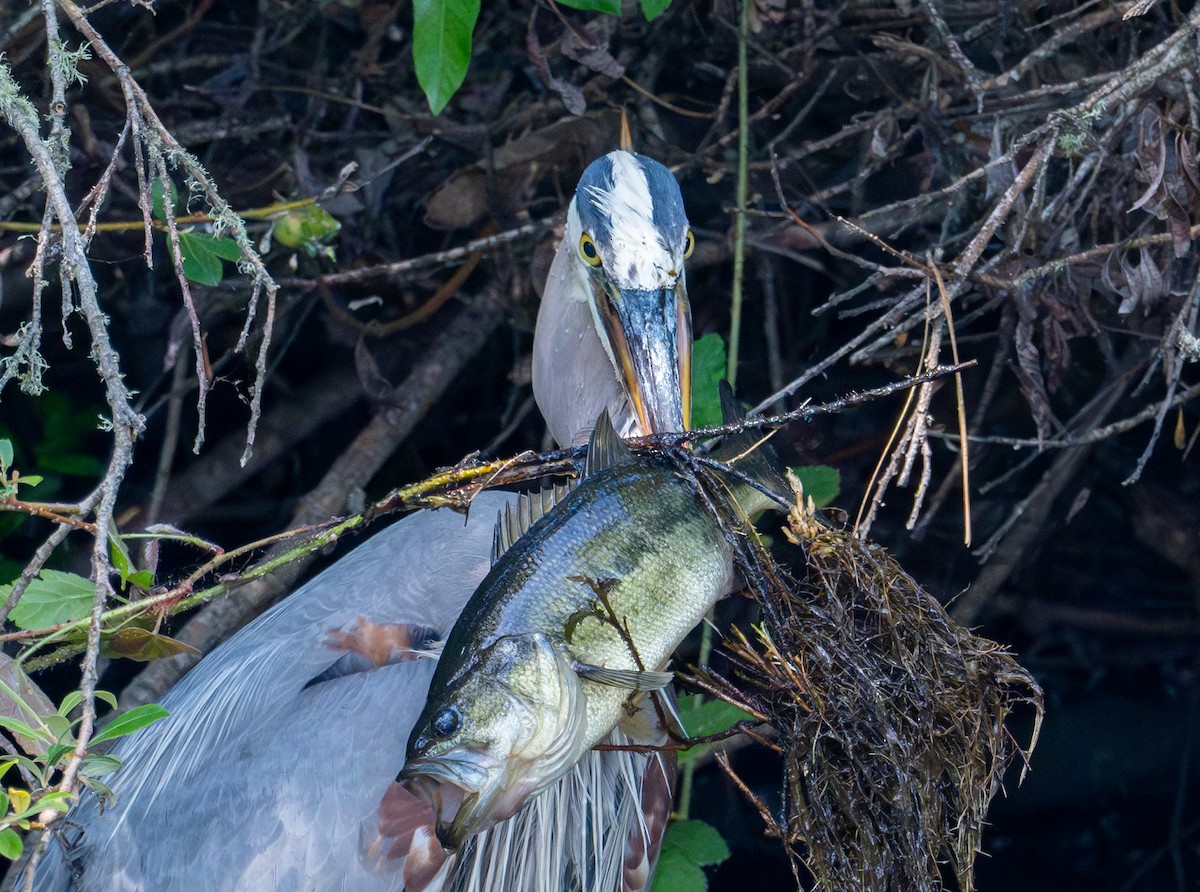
top-left (432, 706), bottom-right (461, 739)
top-left (579, 233), bottom-right (602, 267)
top-left (683, 229), bottom-right (695, 259)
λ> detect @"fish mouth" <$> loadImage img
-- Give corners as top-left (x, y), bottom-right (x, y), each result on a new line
top-left (595, 278), bottom-right (692, 435)
top-left (397, 770), bottom-right (470, 849)
top-left (399, 753), bottom-right (532, 851)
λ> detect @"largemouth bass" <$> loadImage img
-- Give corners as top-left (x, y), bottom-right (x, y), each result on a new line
top-left (399, 399), bottom-right (785, 850)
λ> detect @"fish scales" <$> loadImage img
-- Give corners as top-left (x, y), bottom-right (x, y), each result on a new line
top-left (401, 451), bottom-right (743, 851)
top-left (401, 392), bottom-right (786, 851)
top-left (440, 456), bottom-right (733, 742)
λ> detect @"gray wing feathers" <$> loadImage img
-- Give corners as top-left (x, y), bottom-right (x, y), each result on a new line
top-left (33, 495), bottom-right (509, 892)
top-left (450, 734), bottom-right (664, 892)
top-left (33, 489), bottom-right (667, 892)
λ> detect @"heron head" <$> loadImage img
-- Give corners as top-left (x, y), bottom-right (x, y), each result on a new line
top-left (566, 151), bottom-right (693, 436)
top-left (399, 633), bottom-right (588, 851)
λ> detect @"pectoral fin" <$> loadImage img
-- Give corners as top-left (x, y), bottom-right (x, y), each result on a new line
top-left (573, 662), bottom-right (674, 691)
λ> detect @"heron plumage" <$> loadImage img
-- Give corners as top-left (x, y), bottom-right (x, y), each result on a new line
top-left (33, 149), bottom-right (692, 892)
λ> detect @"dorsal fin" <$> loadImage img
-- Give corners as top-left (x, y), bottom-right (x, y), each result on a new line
top-left (583, 410), bottom-right (635, 479)
top-left (492, 483), bottom-right (572, 563)
top-left (491, 410), bottom-right (633, 564)
top-left (709, 381), bottom-right (790, 515)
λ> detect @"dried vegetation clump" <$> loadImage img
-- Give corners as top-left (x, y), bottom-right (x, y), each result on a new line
top-left (696, 484), bottom-right (1043, 892)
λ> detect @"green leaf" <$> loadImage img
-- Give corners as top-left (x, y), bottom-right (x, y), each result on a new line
top-left (558, 0), bottom-right (622, 12)
top-left (151, 180), bottom-right (166, 220)
top-left (678, 695), bottom-right (752, 737)
top-left (652, 848), bottom-right (707, 892)
top-left (107, 531), bottom-right (153, 591)
top-left (0, 758), bottom-right (42, 790)
top-left (0, 754), bottom-right (38, 775)
top-left (5, 570), bottom-right (94, 630)
top-left (81, 774), bottom-right (117, 807)
top-left (790, 464), bottom-right (840, 509)
top-left (89, 704), bottom-right (169, 746)
top-left (0, 827), bottom-right (22, 860)
top-left (44, 743), bottom-right (72, 770)
top-left (690, 333), bottom-right (726, 429)
top-left (173, 231), bottom-right (236, 286)
top-left (0, 440), bottom-right (12, 472)
top-left (664, 820), bottom-right (730, 866)
top-left (676, 695), bottom-right (755, 766)
top-left (80, 754), bottom-right (123, 778)
top-left (272, 206), bottom-right (341, 258)
top-left (43, 714), bottom-right (73, 741)
top-left (126, 570), bottom-right (155, 590)
top-left (108, 527), bottom-right (133, 585)
top-left (651, 820), bottom-right (731, 892)
top-left (412, 0), bottom-right (481, 115)
top-left (57, 691), bottom-right (82, 717)
top-left (205, 235), bottom-right (243, 262)
top-left (150, 179), bottom-right (179, 222)
top-left (15, 475), bottom-right (41, 488)
top-left (639, 0), bottom-right (672, 19)
top-left (0, 717), bottom-right (44, 744)
top-left (101, 628), bottom-right (201, 662)
top-left (27, 791), bottom-right (71, 815)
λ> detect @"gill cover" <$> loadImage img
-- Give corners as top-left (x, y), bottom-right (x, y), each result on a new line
top-left (400, 633), bottom-right (590, 850)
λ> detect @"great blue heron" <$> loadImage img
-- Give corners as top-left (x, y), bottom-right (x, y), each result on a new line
top-left (31, 150), bottom-right (694, 892)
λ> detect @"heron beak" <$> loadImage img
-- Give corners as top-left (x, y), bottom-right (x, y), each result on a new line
top-left (596, 279), bottom-right (692, 435)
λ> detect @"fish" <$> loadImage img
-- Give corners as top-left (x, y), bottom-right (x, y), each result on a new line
top-left (398, 388), bottom-right (786, 851)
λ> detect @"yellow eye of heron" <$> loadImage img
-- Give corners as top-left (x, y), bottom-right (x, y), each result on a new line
top-left (579, 233), bottom-right (602, 267)
top-left (683, 229), bottom-right (695, 259)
